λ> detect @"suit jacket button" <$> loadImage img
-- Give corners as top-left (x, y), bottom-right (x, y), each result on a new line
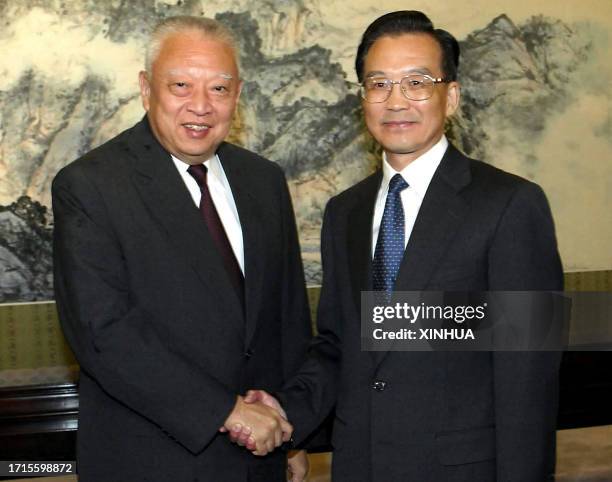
top-left (245, 349), bottom-right (254, 358)
top-left (372, 380), bottom-right (387, 391)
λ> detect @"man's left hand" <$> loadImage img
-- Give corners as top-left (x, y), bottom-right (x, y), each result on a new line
top-left (287, 449), bottom-right (309, 482)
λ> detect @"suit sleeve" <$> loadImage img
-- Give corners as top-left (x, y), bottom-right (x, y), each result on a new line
top-left (277, 201), bottom-right (342, 445)
top-left (277, 168), bottom-right (313, 382)
top-left (488, 181), bottom-right (563, 481)
top-left (52, 166), bottom-right (236, 454)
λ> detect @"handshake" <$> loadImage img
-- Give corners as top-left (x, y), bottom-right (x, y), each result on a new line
top-left (220, 390), bottom-right (309, 481)
top-left (220, 389), bottom-right (291, 456)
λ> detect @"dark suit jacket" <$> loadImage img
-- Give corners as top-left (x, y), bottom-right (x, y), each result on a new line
top-left (280, 143), bottom-right (563, 482)
top-left (52, 117), bottom-right (312, 482)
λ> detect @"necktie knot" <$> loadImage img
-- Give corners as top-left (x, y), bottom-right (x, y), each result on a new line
top-left (187, 164), bottom-right (208, 189)
top-left (388, 174), bottom-right (408, 195)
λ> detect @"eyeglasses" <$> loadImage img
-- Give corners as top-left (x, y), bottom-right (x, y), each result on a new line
top-left (360, 74), bottom-right (450, 103)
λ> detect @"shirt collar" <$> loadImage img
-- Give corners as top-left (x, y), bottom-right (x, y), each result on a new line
top-left (171, 153), bottom-right (222, 182)
top-left (381, 135), bottom-right (448, 198)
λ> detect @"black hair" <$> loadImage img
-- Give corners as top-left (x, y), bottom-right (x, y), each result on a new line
top-left (355, 10), bottom-right (460, 82)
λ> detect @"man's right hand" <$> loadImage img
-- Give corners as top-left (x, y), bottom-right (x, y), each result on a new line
top-left (223, 395), bottom-right (292, 456)
top-left (228, 390), bottom-right (287, 451)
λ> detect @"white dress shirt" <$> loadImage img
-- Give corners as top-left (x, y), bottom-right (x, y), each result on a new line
top-left (372, 136), bottom-right (448, 258)
top-left (171, 154), bottom-right (245, 274)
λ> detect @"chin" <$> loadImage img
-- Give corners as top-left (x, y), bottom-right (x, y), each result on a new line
top-left (179, 140), bottom-right (214, 154)
top-left (382, 144), bottom-right (419, 155)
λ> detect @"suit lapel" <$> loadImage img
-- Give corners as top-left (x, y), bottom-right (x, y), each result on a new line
top-left (372, 144), bottom-right (472, 369)
top-left (396, 144), bottom-right (472, 290)
top-left (216, 143), bottom-right (265, 348)
top-left (126, 118), bottom-right (245, 334)
top-left (347, 172), bottom-right (382, 312)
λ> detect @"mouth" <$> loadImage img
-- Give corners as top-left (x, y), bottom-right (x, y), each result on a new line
top-left (182, 123), bottom-right (212, 139)
top-left (383, 120), bottom-right (418, 128)
top-left (183, 123), bottom-right (211, 132)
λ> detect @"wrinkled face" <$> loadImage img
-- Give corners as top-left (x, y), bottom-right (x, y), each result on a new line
top-left (361, 33), bottom-right (459, 169)
top-left (139, 31), bottom-right (242, 164)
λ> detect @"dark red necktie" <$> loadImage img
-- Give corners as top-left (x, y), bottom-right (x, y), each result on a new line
top-left (187, 164), bottom-right (244, 302)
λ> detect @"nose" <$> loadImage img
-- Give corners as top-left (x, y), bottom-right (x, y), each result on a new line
top-left (386, 81), bottom-right (412, 111)
top-left (187, 86), bottom-right (213, 116)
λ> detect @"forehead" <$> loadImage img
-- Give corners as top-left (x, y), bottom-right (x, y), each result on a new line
top-left (364, 33), bottom-right (443, 76)
top-left (153, 32), bottom-right (238, 77)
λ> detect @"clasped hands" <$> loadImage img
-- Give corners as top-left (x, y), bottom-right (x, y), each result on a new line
top-left (221, 390), bottom-right (289, 456)
top-left (221, 391), bottom-right (309, 481)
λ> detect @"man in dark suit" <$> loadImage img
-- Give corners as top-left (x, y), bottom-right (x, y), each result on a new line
top-left (239, 10), bottom-right (563, 481)
top-left (52, 16), bottom-right (311, 482)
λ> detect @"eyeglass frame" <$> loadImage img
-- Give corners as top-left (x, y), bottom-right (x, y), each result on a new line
top-left (359, 74), bottom-right (451, 103)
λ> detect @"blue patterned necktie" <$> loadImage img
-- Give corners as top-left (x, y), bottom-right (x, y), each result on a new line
top-left (373, 174), bottom-right (409, 293)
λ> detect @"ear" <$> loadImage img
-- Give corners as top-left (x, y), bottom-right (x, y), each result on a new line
top-left (445, 81), bottom-right (460, 117)
top-left (138, 71), bottom-right (151, 112)
top-left (236, 79), bottom-right (243, 104)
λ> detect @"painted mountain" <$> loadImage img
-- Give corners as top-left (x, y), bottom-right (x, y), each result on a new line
top-left (0, 0), bottom-right (610, 300)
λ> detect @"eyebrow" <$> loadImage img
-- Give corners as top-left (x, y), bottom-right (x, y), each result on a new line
top-left (166, 69), bottom-right (234, 80)
top-left (365, 67), bottom-right (434, 78)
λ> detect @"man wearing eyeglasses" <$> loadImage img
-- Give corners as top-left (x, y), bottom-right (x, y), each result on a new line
top-left (237, 10), bottom-right (563, 482)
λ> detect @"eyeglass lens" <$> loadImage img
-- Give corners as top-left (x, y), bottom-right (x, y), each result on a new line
top-left (361, 75), bottom-right (435, 102)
